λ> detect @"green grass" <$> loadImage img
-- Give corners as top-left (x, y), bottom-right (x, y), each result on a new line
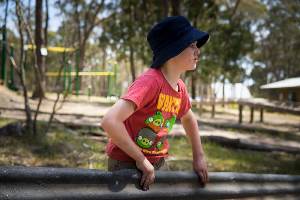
top-left (0, 119), bottom-right (107, 169)
top-left (1, 118), bottom-right (299, 174)
top-left (168, 137), bottom-right (300, 174)
top-left (0, 118), bottom-right (16, 127)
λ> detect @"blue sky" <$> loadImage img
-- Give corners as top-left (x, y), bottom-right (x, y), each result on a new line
top-left (48, 2), bottom-right (61, 31)
top-left (1, 1), bottom-right (62, 32)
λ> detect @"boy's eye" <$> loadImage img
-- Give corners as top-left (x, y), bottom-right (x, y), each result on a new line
top-left (190, 43), bottom-right (197, 48)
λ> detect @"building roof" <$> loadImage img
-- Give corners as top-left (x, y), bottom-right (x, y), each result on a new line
top-left (260, 77), bottom-right (300, 89)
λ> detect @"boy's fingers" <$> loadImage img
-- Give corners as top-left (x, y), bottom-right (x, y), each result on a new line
top-left (198, 172), bottom-right (204, 182)
top-left (136, 158), bottom-right (155, 190)
top-left (203, 170), bottom-right (209, 184)
top-left (203, 170), bottom-right (208, 182)
top-left (143, 177), bottom-right (150, 191)
top-left (140, 174), bottom-right (147, 187)
top-left (204, 171), bottom-right (209, 183)
top-left (142, 173), bottom-right (155, 191)
top-left (197, 171), bottom-right (207, 186)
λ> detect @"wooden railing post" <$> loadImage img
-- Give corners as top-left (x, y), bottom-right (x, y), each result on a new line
top-left (260, 107), bottom-right (264, 123)
top-left (239, 104), bottom-right (243, 124)
top-left (211, 101), bottom-right (215, 118)
top-left (250, 106), bottom-right (254, 123)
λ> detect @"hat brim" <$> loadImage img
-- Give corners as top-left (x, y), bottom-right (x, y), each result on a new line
top-left (151, 28), bottom-right (209, 68)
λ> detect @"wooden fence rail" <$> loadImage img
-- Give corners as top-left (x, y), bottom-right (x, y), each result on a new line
top-left (0, 166), bottom-right (300, 200)
top-left (191, 99), bottom-right (300, 123)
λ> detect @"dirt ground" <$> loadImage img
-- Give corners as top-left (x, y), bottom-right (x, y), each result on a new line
top-left (1, 85), bottom-right (300, 151)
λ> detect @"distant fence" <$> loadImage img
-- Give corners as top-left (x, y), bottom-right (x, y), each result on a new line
top-left (1, 166), bottom-right (300, 200)
top-left (191, 99), bottom-right (300, 123)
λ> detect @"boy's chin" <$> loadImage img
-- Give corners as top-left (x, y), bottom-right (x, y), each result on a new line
top-left (181, 63), bottom-right (197, 72)
top-left (187, 64), bottom-right (197, 71)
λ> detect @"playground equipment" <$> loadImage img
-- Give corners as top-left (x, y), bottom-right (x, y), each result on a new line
top-left (44, 51), bottom-right (117, 97)
top-left (0, 40), bottom-right (18, 91)
top-left (25, 44), bottom-right (78, 95)
top-left (1, 0), bottom-right (116, 97)
top-left (1, 41), bottom-right (117, 97)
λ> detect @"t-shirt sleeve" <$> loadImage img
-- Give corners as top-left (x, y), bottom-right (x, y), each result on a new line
top-left (177, 81), bottom-right (191, 119)
top-left (121, 75), bottom-right (159, 110)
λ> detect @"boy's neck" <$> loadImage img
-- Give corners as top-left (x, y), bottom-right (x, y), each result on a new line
top-left (160, 64), bottom-right (182, 91)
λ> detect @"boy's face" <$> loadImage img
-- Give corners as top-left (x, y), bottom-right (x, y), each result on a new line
top-left (169, 41), bottom-right (200, 71)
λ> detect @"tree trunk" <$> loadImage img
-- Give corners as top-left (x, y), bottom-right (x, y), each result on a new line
top-left (43, 0), bottom-right (48, 72)
top-left (171, 0), bottom-right (181, 15)
top-left (101, 49), bottom-right (107, 96)
top-left (44, 0), bottom-right (48, 47)
top-left (222, 76), bottom-right (225, 107)
top-left (32, 0), bottom-right (45, 99)
top-left (15, 0), bottom-right (33, 135)
top-left (79, 42), bottom-right (86, 71)
top-left (76, 41), bottom-right (87, 92)
top-left (128, 5), bottom-right (136, 82)
top-left (191, 73), bottom-right (196, 99)
top-left (129, 44), bottom-right (136, 82)
top-left (163, 0), bottom-right (169, 17)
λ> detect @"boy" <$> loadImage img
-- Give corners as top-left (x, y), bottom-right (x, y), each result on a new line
top-left (101, 16), bottom-right (210, 191)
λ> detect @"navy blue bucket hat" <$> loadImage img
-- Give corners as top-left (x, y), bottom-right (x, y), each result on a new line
top-left (147, 16), bottom-right (210, 68)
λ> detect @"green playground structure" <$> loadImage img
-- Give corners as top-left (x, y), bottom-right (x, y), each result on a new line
top-left (1, 1), bottom-right (117, 97)
top-left (1, 42), bottom-right (117, 96)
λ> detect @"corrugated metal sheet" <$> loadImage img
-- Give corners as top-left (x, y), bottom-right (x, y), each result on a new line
top-left (261, 77), bottom-right (300, 89)
top-left (0, 166), bottom-right (300, 200)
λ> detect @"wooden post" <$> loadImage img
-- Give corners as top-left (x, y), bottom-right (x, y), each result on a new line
top-left (239, 104), bottom-right (243, 124)
top-left (199, 101), bottom-right (202, 116)
top-left (260, 107), bottom-right (264, 123)
top-left (250, 107), bottom-right (254, 123)
top-left (211, 102), bottom-right (215, 118)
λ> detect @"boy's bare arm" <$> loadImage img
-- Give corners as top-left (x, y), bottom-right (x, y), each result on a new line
top-left (101, 99), bottom-right (155, 190)
top-left (181, 109), bottom-right (208, 186)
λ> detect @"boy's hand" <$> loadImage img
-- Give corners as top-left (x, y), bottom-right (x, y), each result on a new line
top-left (136, 158), bottom-right (155, 191)
top-left (193, 157), bottom-right (208, 186)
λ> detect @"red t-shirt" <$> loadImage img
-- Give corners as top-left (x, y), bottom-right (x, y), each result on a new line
top-left (106, 68), bottom-right (191, 164)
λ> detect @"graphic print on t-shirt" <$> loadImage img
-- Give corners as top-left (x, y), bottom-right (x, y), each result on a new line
top-left (135, 93), bottom-right (179, 155)
top-left (144, 111), bottom-right (164, 132)
top-left (157, 93), bottom-right (181, 114)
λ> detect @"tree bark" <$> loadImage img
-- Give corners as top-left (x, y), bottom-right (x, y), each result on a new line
top-left (79, 41), bottom-right (87, 71)
top-left (15, 0), bottom-right (33, 135)
top-left (101, 49), bottom-right (107, 96)
top-left (163, 0), bottom-right (169, 17)
top-left (128, 4), bottom-right (136, 82)
top-left (44, 0), bottom-right (48, 48)
top-left (129, 44), bottom-right (136, 82)
top-left (32, 0), bottom-right (45, 99)
top-left (44, 0), bottom-right (49, 84)
top-left (191, 73), bottom-right (196, 99)
top-left (71, 0), bottom-right (105, 91)
top-left (171, 0), bottom-right (181, 15)
top-left (222, 76), bottom-right (225, 107)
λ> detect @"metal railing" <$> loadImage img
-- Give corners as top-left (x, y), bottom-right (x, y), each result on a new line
top-left (0, 166), bottom-right (300, 200)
